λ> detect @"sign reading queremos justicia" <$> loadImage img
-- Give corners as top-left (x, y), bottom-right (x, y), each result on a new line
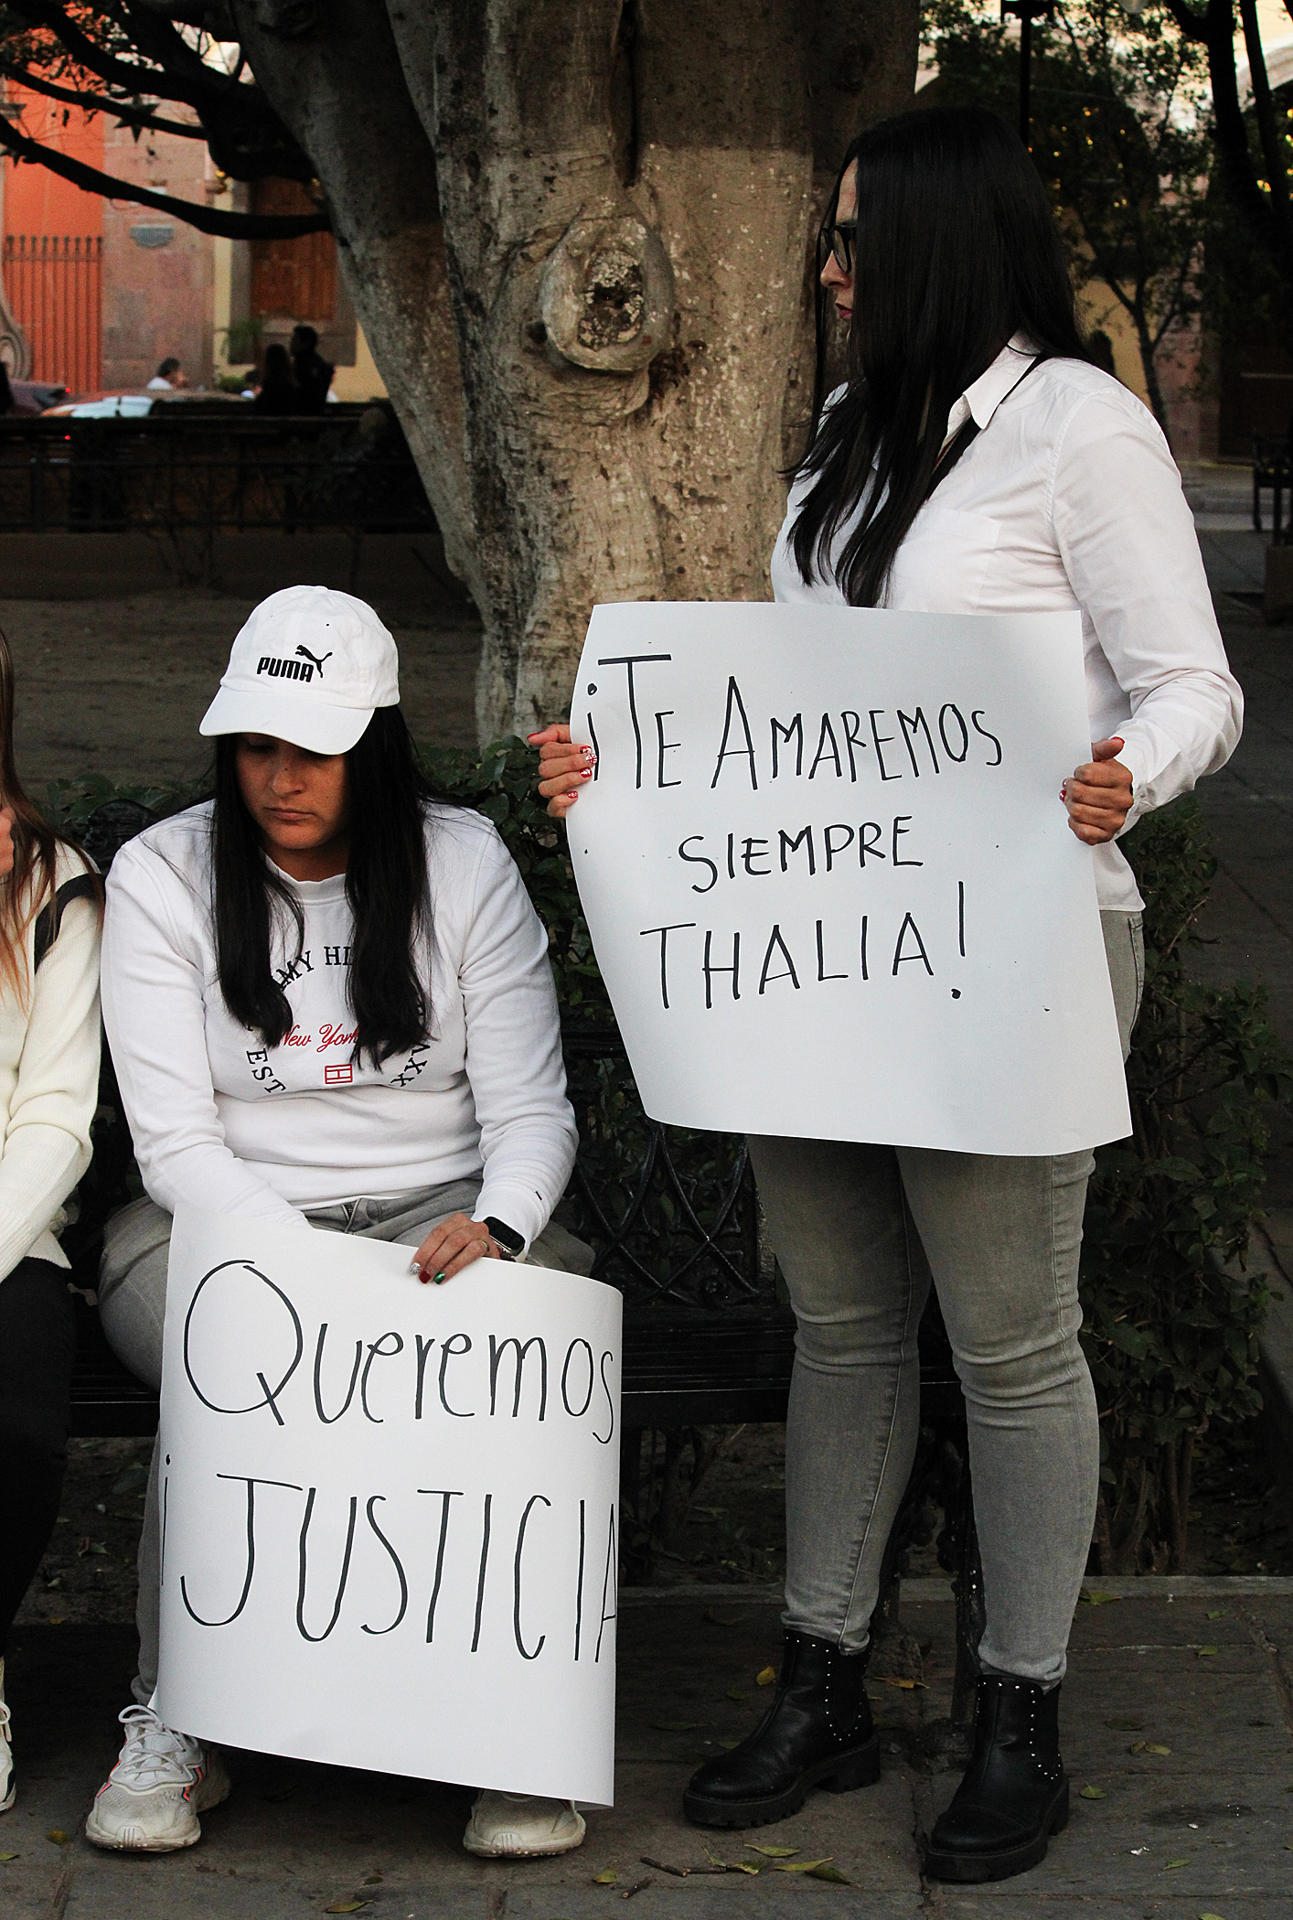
top-left (154, 1208), bottom-right (621, 1805)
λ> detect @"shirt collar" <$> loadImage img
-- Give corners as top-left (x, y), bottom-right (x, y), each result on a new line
top-left (959, 333), bottom-right (1038, 432)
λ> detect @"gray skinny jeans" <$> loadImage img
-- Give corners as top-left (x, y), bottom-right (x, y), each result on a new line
top-left (749, 909), bottom-right (1143, 1688)
top-left (97, 1179), bottom-right (593, 1705)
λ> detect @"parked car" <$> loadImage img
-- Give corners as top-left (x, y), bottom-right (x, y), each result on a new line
top-left (40, 388), bottom-right (252, 419)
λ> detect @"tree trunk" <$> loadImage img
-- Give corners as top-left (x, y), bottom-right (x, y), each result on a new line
top-left (228, 0), bottom-right (917, 740)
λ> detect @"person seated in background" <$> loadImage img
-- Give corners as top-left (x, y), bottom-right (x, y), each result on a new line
top-left (252, 343), bottom-right (297, 416)
top-left (146, 358), bottom-right (188, 392)
top-left (289, 325), bottom-right (334, 413)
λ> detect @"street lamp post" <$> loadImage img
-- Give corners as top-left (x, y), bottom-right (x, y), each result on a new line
top-left (1001, 0), bottom-right (1056, 147)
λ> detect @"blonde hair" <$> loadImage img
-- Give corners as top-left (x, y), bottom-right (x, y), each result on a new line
top-left (0, 625), bottom-right (66, 996)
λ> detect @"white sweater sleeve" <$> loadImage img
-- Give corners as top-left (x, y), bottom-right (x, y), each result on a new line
top-left (1050, 392), bottom-right (1243, 829)
top-left (457, 827), bottom-right (578, 1249)
top-left (0, 885), bottom-right (101, 1283)
top-left (102, 840), bottom-right (305, 1228)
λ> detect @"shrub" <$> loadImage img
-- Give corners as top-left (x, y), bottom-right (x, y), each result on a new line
top-left (1080, 798), bottom-right (1289, 1573)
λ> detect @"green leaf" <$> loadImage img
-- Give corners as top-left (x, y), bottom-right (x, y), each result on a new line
top-left (1197, 1644), bottom-right (1220, 1657)
top-left (649, 1720), bottom-right (700, 1733)
top-left (1078, 1588), bottom-right (1121, 1606)
top-left (1079, 1784), bottom-right (1106, 1800)
top-left (744, 1844), bottom-right (800, 1857)
top-left (809, 1864), bottom-right (854, 1884)
top-left (0, 1850), bottom-right (19, 1861)
top-left (45, 1831), bottom-right (71, 1846)
top-left (1163, 1858), bottom-right (1190, 1870)
top-left (771, 1857), bottom-right (835, 1872)
top-left (592, 1870), bottom-right (618, 1885)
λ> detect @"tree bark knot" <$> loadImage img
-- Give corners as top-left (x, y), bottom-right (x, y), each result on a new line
top-left (539, 211), bottom-right (674, 373)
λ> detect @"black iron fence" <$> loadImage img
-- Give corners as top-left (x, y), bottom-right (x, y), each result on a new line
top-left (0, 411), bottom-right (435, 537)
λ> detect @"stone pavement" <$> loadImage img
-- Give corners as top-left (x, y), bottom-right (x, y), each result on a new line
top-left (3, 482), bottom-right (1293, 1919)
top-left (4, 1578), bottom-right (1293, 1919)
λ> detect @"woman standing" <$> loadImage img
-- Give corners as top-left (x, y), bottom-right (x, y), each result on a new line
top-left (535, 107), bottom-right (1242, 1883)
top-left (87, 585), bottom-right (587, 1862)
top-left (0, 633), bottom-right (101, 1817)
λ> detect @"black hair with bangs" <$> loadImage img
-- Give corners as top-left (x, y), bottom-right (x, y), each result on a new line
top-left (212, 705), bottom-right (432, 1067)
top-left (791, 105), bottom-right (1092, 608)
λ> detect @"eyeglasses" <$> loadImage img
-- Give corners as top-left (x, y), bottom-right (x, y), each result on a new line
top-left (827, 220), bottom-right (857, 275)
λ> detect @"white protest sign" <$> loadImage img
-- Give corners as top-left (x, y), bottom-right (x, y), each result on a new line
top-left (153, 1207), bottom-right (621, 1805)
top-left (567, 602), bottom-right (1130, 1156)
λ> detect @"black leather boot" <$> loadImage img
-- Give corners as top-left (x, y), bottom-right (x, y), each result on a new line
top-left (682, 1629), bottom-right (880, 1829)
top-left (923, 1674), bottom-right (1068, 1882)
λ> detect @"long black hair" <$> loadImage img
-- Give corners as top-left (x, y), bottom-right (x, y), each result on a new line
top-left (791, 105), bottom-right (1093, 608)
top-left (212, 706), bottom-right (432, 1067)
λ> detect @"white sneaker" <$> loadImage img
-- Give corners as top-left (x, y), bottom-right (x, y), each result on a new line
top-left (85, 1704), bottom-right (230, 1851)
top-left (462, 1790), bottom-right (586, 1858)
top-left (0, 1657), bottom-right (13, 1813)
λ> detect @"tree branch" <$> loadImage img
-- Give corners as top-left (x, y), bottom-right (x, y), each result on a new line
top-left (0, 115), bottom-right (329, 237)
top-left (1, 0), bottom-right (210, 108)
top-left (0, 56), bottom-right (205, 137)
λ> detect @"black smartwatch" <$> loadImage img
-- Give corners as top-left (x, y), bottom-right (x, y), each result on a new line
top-left (484, 1216), bottom-right (525, 1260)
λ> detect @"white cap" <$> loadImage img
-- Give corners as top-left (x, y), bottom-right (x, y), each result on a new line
top-left (199, 585), bottom-right (400, 754)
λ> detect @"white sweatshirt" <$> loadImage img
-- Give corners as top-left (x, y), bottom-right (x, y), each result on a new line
top-left (0, 843), bottom-right (101, 1282)
top-left (101, 803), bottom-right (577, 1248)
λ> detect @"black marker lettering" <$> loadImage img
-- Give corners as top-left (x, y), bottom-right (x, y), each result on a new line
top-left (898, 707), bottom-right (939, 776)
top-left (595, 1506), bottom-right (618, 1663)
top-left (414, 1332), bottom-right (435, 1420)
top-left (892, 912), bottom-right (934, 976)
top-left (703, 929), bottom-right (741, 1007)
top-left (560, 1340), bottom-right (595, 1418)
top-left (418, 1489), bottom-right (463, 1642)
top-left (513, 1495), bottom-right (551, 1659)
top-left (778, 825), bottom-right (816, 876)
top-left (869, 709), bottom-right (901, 781)
top-left (678, 838), bottom-right (718, 895)
top-left (360, 1495), bottom-right (409, 1636)
top-left (654, 711), bottom-right (682, 788)
top-left (841, 711), bottom-right (866, 780)
top-left (939, 703), bottom-right (970, 762)
top-left (770, 714), bottom-right (803, 778)
top-left (360, 1331), bottom-right (405, 1424)
top-left (740, 836), bottom-right (771, 877)
top-left (296, 1486), bottom-right (358, 1642)
top-left (823, 823), bottom-right (855, 872)
top-left (488, 1335), bottom-right (549, 1420)
top-left (180, 1474), bottom-right (299, 1627)
top-left (471, 1493), bottom-right (493, 1652)
top-left (758, 925), bottom-right (800, 994)
top-left (183, 1262), bottom-right (303, 1422)
top-left (816, 919), bottom-right (847, 982)
top-left (438, 1333), bottom-right (475, 1417)
top-left (858, 821), bottom-right (885, 865)
top-left (808, 713), bottom-right (843, 780)
top-left (596, 653), bottom-right (672, 788)
top-left (312, 1322), bottom-right (362, 1426)
top-left (892, 816), bottom-right (922, 867)
top-left (710, 677), bottom-right (758, 790)
top-left (971, 709), bottom-right (1003, 765)
top-left (640, 923), bottom-right (695, 1011)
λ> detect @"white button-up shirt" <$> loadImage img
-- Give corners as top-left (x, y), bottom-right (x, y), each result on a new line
top-left (770, 339), bottom-right (1243, 910)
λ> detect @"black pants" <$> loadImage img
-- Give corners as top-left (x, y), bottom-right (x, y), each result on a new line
top-left (0, 1259), bottom-right (75, 1652)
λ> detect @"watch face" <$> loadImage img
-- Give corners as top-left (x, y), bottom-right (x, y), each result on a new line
top-left (485, 1216), bottom-right (524, 1255)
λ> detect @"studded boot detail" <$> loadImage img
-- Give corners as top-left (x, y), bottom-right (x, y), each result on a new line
top-left (923, 1673), bottom-right (1068, 1882)
top-left (682, 1629), bottom-right (880, 1829)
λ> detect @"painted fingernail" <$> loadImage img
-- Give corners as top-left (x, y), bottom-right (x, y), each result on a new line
top-left (433, 1270), bottom-right (446, 1284)
top-left (580, 768), bottom-right (592, 779)
top-left (566, 789), bottom-right (579, 800)
top-left (1060, 783), bottom-right (1068, 800)
top-left (581, 747), bottom-right (595, 760)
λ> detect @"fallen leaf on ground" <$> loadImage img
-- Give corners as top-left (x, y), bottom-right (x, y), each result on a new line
top-left (649, 1720), bottom-right (699, 1732)
top-left (1079, 1784), bottom-right (1106, 1800)
top-left (745, 1844), bottom-right (801, 1857)
top-left (1196, 1645), bottom-right (1220, 1657)
top-left (726, 1687), bottom-right (748, 1702)
top-left (1078, 1588), bottom-right (1121, 1605)
top-left (322, 1904), bottom-right (366, 1915)
top-left (1206, 1609), bottom-right (1226, 1621)
top-left (0, 1850), bottom-right (19, 1861)
top-left (756, 1665), bottom-right (776, 1686)
top-left (808, 1864), bottom-right (853, 1884)
top-left (45, 1831), bottom-right (71, 1846)
top-left (592, 1869), bottom-right (618, 1885)
top-left (1128, 1740), bottom-right (1172, 1756)
top-left (1199, 1911), bottom-right (1229, 1919)
top-left (1164, 1858), bottom-right (1190, 1869)
top-left (772, 1858), bottom-right (835, 1873)
top-left (881, 1676), bottom-right (927, 1690)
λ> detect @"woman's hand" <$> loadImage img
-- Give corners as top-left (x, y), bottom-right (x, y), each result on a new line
top-left (411, 1212), bottom-right (502, 1285)
top-left (528, 723), bottom-right (594, 820)
top-left (1062, 737), bottom-right (1133, 845)
top-left (0, 806), bottom-right (14, 879)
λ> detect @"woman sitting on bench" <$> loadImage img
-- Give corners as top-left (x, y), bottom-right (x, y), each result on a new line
top-left (0, 631), bottom-right (101, 1819)
top-left (85, 586), bottom-right (587, 1862)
